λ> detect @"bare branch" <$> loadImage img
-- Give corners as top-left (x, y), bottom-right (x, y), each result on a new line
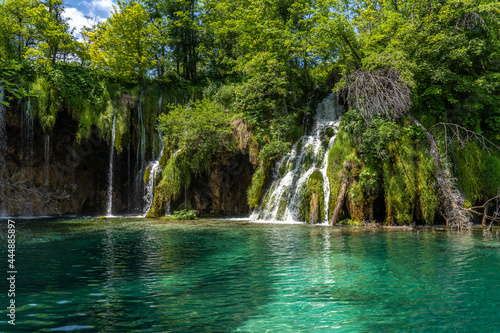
top-left (431, 122), bottom-right (500, 154)
top-left (341, 68), bottom-right (412, 123)
top-left (456, 9), bottom-right (490, 32)
top-left (412, 117), bottom-right (472, 229)
top-left (0, 171), bottom-right (72, 215)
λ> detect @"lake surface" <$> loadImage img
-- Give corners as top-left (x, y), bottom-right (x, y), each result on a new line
top-left (1, 218), bottom-right (500, 332)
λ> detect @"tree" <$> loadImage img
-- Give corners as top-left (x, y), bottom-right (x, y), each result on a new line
top-left (84, 1), bottom-right (153, 82)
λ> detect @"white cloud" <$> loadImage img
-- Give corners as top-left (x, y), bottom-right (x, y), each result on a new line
top-left (79, 1), bottom-right (92, 8)
top-left (93, 0), bottom-right (113, 12)
top-left (63, 7), bottom-right (89, 36)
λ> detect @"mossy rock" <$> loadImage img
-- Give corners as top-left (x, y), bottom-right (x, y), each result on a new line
top-left (247, 162), bottom-right (272, 209)
top-left (299, 171), bottom-right (325, 223)
top-left (143, 167), bottom-right (151, 184)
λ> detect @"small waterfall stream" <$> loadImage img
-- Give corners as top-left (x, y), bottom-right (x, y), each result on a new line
top-left (251, 93), bottom-right (343, 223)
top-left (137, 91), bottom-right (146, 170)
top-left (106, 115), bottom-right (116, 216)
top-left (143, 151), bottom-right (163, 216)
top-left (140, 93), bottom-right (166, 215)
top-left (23, 97), bottom-right (34, 215)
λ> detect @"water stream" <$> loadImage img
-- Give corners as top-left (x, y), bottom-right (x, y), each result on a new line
top-left (106, 115), bottom-right (116, 216)
top-left (251, 93), bottom-right (342, 223)
top-left (143, 151), bottom-right (163, 216)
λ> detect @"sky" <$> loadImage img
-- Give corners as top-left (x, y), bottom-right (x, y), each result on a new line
top-left (62, 0), bottom-right (116, 36)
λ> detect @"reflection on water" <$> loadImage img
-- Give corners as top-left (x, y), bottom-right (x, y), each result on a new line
top-left (2, 218), bottom-right (500, 332)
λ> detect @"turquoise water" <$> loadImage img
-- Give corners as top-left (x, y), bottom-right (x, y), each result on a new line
top-left (2, 218), bottom-right (500, 332)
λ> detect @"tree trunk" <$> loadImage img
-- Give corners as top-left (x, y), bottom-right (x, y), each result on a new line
top-left (330, 180), bottom-right (348, 226)
top-left (482, 202), bottom-right (489, 226)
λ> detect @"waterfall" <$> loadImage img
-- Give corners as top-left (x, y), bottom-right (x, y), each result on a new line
top-left (106, 115), bottom-right (116, 216)
top-left (24, 98), bottom-right (34, 162)
top-left (137, 91), bottom-right (146, 170)
top-left (22, 96), bottom-right (34, 215)
top-left (143, 150), bottom-right (163, 216)
top-left (251, 93), bottom-right (342, 223)
top-left (44, 134), bottom-right (50, 185)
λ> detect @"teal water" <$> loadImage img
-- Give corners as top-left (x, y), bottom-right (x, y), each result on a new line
top-left (1, 218), bottom-right (500, 332)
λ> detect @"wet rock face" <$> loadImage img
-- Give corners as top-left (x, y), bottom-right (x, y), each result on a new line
top-left (184, 153), bottom-right (254, 216)
top-left (0, 106), bottom-right (131, 217)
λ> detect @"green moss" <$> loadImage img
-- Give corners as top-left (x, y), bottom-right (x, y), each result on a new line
top-left (326, 114), bottom-right (439, 225)
top-left (302, 145), bottom-right (316, 171)
top-left (416, 150), bottom-right (438, 224)
top-left (383, 136), bottom-right (417, 225)
top-left (247, 162), bottom-right (272, 209)
top-left (326, 126), bottom-right (356, 220)
top-left (480, 151), bottom-right (500, 198)
top-left (299, 171), bottom-right (325, 223)
top-left (31, 75), bottom-right (57, 131)
top-left (276, 194), bottom-right (289, 220)
top-left (454, 141), bottom-right (482, 203)
top-left (315, 146), bottom-right (326, 167)
top-left (143, 167), bottom-right (151, 184)
top-left (278, 156), bottom-right (290, 178)
top-left (150, 150), bottom-right (191, 216)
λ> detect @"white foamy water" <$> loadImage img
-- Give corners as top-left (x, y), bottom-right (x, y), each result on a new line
top-left (250, 93), bottom-right (342, 223)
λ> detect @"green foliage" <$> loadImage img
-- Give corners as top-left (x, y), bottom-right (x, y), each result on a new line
top-left (163, 209), bottom-right (198, 220)
top-left (259, 141), bottom-right (291, 162)
top-left (480, 152), bottom-right (500, 198)
top-left (299, 171), bottom-right (325, 223)
top-left (152, 151), bottom-right (192, 216)
top-left (328, 113), bottom-right (439, 225)
top-left (159, 98), bottom-right (234, 173)
top-left (84, 1), bottom-right (152, 83)
top-left (327, 122), bottom-right (357, 219)
top-left (454, 142), bottom-right (500, 202)
top-left (247, 162), bottom-right (272, 209)
top-left (0, 59), bottom-right (31, 106)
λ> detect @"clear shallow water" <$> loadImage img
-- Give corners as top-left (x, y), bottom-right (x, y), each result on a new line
top-left (2, 218), bottom-right (500, 332)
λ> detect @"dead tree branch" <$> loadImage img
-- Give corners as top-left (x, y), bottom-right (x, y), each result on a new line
top-left (341, 68), bottom-right (412, 123)
top-left (431, 122), bottom-right (500, 154)
top-left (412, 117), bottom-right (472, 229)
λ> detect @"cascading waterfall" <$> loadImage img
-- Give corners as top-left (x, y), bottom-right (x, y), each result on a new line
top-left (251, 93), bottom-right (343, 223)
top-left (137, 92), bottom-right (166, 214)
top-left (106, 115), bottom-right (116, 216)
top-left (143, 150), bottom-right (163, 216)
top-left (44, 134), bottom-right (50, 185)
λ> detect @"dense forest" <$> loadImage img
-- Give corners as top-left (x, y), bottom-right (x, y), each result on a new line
top-left (1, 0), bottom-right (500, 228)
